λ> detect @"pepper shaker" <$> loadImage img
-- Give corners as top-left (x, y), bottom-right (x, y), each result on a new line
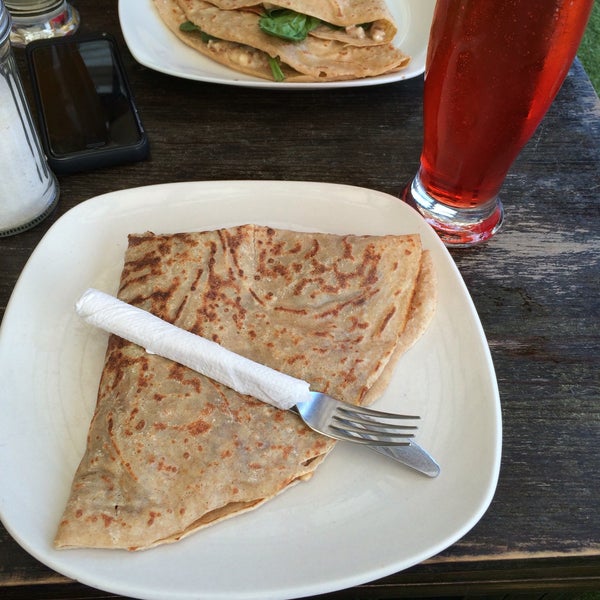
top-left (0, 0), bottom-right (59, 237)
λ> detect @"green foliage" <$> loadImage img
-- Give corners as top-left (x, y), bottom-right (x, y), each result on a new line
top-left (578, 2), bottom-right (600, 93)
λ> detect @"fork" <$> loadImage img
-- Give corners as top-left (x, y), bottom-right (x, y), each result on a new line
top-left (294, 392), bottom-right (419, 446)
top-left (76, 289), bottom-right (421, 447)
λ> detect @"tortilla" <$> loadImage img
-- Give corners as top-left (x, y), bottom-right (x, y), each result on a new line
top-left (54, 225), bottom-right (433, 550)
top-left (153, 0), bottom-right (410, 82)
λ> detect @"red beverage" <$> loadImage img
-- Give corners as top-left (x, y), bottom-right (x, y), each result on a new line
top-left (404, 0), bottom-right (593, 245)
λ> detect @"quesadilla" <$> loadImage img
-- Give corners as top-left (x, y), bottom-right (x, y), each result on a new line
top-left (153, 0), bottom-right (410, 82)
top-left (55, 225), bottom-right (435, 550)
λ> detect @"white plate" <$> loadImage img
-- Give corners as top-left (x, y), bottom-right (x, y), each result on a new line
top-left (0, 181), bottom-right (501, 600)
top-left (119, 0), bottom-right (435, 89)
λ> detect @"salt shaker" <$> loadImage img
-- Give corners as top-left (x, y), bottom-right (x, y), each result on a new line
top-left (0, 0), bottom-right (59, 237)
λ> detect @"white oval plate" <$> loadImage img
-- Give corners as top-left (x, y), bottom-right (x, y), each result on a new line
top-left (119, 0), bottom-right (435, 89)
top-left (0, 181), bottom-right (501, 600)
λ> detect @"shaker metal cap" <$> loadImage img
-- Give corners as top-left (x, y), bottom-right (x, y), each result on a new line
top-left (0, 1), bottom-right (11, 46)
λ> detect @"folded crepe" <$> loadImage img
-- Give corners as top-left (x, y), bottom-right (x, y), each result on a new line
top-left (55, 225), bottom-right (435, 550)
top-left (153, 0), bottom-right (410, 82)
top-left (203, 0), bottom-right (398, 46)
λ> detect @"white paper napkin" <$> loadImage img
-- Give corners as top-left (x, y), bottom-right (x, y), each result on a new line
top-left (75, 288), bottom-right (312, 410)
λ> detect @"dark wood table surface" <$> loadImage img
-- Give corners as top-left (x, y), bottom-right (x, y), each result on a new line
top-left (1, 2), bottom-right (599, 598)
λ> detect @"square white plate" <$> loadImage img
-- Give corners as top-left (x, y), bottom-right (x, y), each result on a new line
top-left (119, 0), bottom-right (435, 89)
top-left (0, 181), bottom-right (501, 600)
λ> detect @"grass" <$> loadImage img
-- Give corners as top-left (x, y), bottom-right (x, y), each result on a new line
top-left (578, 1), bottom-right (600, 94)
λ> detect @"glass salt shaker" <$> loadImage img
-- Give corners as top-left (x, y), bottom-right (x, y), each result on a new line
top-left (4, 0), bottom-right (79, 48)
top-left (0, 0), bottom-right (59, 237)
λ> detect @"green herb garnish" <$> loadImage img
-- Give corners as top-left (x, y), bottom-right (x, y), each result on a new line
top-left (259, 9), bottom-right (321, 42)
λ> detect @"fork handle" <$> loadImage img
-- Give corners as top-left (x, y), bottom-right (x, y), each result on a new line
top-left (76, 288), bottom-right (311, 410)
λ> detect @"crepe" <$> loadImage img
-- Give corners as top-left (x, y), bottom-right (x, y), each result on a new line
top-left (55, 225), bottom-right (434, 550)
top-left (153, 0), bottom-right (410, 82)
top-left (203, 0), bottom-right (398, 46)
top-left (361, 249), bottom-right (436, 405)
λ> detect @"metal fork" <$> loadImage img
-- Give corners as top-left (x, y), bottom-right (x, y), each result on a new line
top-left (76, 290), bottom-right (421, 448)
top-left (294, 391), bottom-right (419, 446)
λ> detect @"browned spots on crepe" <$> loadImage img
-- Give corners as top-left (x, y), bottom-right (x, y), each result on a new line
top-left (54, 225), bottom-right (434, 551)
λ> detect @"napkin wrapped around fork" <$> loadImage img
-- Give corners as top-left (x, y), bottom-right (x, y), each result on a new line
top-left (75, 288), bottom-right (311, 410)
top-left (55, 225), bottom-right (436, 550)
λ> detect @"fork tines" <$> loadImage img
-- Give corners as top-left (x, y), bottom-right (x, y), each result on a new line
top-left (330, 406), bottom-right (420, 446)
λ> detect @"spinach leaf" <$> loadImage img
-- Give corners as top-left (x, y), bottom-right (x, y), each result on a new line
top-left (268, 56), bottom-right (286, 82)
top-left (179, 20), bottom-right (199, 32)
top-left (179, 20), bottom-right (217, 43)
top-left (259, 10), bottom-right (320, 42)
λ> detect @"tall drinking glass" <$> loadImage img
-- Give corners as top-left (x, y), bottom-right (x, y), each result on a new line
top-left (5, 0), bottom-right (78, 46)
top-left (402, 0), bottom-right (594, 246)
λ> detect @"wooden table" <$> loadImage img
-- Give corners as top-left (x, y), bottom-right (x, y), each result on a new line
top-left (1, 2), bottom-right (599, 598)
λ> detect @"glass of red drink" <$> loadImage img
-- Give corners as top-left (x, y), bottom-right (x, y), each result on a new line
top-left (402, 0), bottom-right (594, 246)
